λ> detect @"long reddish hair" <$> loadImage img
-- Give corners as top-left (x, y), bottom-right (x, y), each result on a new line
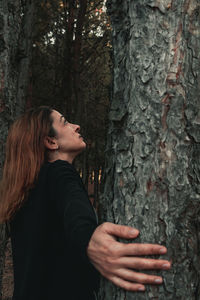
top-left (0, 106), bottom-right (56, 223)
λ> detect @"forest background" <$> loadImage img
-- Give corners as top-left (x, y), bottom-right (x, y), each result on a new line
top-left (28, 0), bottom-right (111, 205)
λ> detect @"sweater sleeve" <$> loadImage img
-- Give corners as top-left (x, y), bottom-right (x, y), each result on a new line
top-left (47, 161), bottom-right (98, 261)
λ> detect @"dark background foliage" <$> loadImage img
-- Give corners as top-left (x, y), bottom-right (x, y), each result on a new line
top-left (30, 0), bottom-right (112, 202)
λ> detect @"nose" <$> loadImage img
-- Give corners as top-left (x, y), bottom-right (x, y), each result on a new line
top-left (73, 124), bottom-right (80, 132)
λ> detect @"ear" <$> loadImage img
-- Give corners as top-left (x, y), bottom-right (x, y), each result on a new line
top-left (44, 136), bottom-right (58, 150)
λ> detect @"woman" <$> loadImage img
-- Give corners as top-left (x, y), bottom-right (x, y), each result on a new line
top-left (0, 106), bottom-right (171, 300)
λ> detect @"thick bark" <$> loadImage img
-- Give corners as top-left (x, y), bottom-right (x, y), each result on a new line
top-left (0, 0), bottom-right (35, 298)
top-left (100, 0), bottom-right (200, 299)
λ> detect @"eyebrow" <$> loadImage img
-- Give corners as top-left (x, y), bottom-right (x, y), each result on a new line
top-left (60, 115), bottom-right (65, 123)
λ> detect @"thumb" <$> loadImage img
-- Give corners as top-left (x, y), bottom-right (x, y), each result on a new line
top-left (102, 222), bottom-right (139, 239)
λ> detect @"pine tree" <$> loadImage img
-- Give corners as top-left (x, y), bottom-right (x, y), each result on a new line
top-left (99, 1), bottom-right (200, 299)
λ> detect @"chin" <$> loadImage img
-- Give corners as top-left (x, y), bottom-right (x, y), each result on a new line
top-left (81, 140), bottom-right (87, 149)
top-left (77, 142), bottom-right (87, 154)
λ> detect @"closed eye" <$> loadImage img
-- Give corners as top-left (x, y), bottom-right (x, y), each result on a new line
top-left (60, 115), bottom-right (68, 125)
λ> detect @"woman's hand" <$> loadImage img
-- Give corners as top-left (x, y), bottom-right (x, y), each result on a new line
top-left (87, 222), bottom-right (171, 292)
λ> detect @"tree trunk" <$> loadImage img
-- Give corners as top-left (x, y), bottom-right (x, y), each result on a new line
top-left (61, 0), bottom-right (75, 117)
top-left (100, 0), bottom-right (200, 299)
top-left (73, 0), bottom-right (87, 124)
top-left (0, 0), bottom-right (35, 298)
top-left (94, 140), bottom-right (100, 209)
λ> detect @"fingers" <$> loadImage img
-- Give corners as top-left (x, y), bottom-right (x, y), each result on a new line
top-left (120, 257), bottom-right (171, 270)
top-left (108, 269), bottom-right (164, 292)
top-left (110, 276), bottom-right (145, 292)
top-left (116, 242), bottom-right (167, 256)
top-left (102, 222), bottom-right (140, 239)
top-left (101, 223), bottom-right (167, 257)
top-left (114, 268), bottom-right (163, 285)
top-left (106, 267), bottom-right (167, 292)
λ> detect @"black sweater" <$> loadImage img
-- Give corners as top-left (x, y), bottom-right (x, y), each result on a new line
top-left (10, 160), bottom-right (100, 300)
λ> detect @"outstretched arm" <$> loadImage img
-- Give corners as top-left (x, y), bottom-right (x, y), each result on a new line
top-left (87, 222), bottom-right (171, 292)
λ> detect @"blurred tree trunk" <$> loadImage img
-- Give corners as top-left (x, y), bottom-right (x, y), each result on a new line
top-left (0, 0), bottom-right (35, 298)
top-left (61, 0), bottom-right (88, 122)
top-left (99, 0), bottom-right (200, 299)
top-left (73, 0), bottom-right (87, 124)
top-left (94, 140), bottom-right (100, 209)
top-left (61, 0), bottom-right (75, 118)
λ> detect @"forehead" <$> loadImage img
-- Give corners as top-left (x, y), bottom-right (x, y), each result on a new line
top-left (51, 110), bottom-right (62, 124)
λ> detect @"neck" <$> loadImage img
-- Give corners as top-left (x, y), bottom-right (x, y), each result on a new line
top-left (48, 151), bottom-right (76, 164)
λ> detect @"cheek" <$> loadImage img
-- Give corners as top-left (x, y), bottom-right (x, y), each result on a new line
top-left (59, 134), bottom-right (82, 149)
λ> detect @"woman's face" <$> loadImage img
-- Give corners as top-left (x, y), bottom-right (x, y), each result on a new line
top-left (48, 110), bottom-right (86, 162)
